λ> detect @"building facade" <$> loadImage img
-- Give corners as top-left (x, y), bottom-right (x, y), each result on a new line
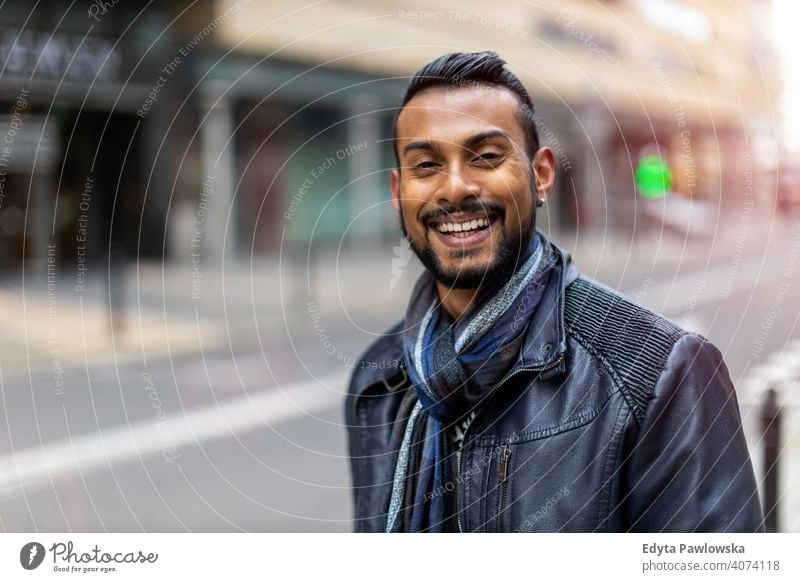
top-left (0, 0), bottom-right (779, 268)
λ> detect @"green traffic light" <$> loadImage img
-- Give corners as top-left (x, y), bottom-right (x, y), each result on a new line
top-left (635, 155), bottom-right (673, 199)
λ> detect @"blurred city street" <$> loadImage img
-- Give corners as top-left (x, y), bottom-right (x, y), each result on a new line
top-left (2, 0), bottom-right (800, 536)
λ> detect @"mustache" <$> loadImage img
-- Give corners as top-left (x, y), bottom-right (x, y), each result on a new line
top-left (420, 200), bottom-right (505, 226)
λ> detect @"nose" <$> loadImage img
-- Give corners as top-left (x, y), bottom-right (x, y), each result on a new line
top-left (437, 163), bottom-right (481, 209)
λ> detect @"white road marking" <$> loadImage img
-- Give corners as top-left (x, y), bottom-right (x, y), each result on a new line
top-left (0, 371), bottom-right (348, 495)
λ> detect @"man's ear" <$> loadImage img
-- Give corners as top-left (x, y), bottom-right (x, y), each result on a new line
top-left (531, 147), bottom-right (557, 203)
top-left (390, 169), bottom-right (401, 212)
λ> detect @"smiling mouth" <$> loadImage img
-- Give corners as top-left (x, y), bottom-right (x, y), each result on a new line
top-left (430, 214), bottom-right (499, 239)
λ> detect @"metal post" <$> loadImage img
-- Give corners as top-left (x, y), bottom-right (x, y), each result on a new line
top-left (761, 387), bottom-right (781, 532)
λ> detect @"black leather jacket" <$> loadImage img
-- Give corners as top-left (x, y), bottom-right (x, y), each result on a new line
top-left (345, 241), bottom-right (764, 532)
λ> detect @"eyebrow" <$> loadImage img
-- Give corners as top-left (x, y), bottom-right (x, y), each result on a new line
top-left (464, 129), bottom-right (512, 151)
top-left (402, 139), bottom-right (436, 157)
top-left (401, 129), bottom-right (512, 157)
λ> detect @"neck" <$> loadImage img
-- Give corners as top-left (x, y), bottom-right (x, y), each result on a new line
top-left (435, 283), bottom-right (480, 322)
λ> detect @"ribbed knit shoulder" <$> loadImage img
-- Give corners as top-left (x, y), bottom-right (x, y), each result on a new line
top-left (564, 276), bottom-right (687, 423)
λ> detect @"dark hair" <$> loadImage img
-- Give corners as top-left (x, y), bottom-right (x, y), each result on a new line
top-left (393, 51), bottom-right (540, 167)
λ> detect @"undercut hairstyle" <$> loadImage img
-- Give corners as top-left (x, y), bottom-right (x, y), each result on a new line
top-left (393, 51), bottom-right (541, 168)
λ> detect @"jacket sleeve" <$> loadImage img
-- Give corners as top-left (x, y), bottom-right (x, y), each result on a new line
top-left (620, 333), bottom-right (764, 532)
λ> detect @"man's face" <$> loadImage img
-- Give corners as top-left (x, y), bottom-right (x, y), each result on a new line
top-left (391, 85), bottom-right (553, 290)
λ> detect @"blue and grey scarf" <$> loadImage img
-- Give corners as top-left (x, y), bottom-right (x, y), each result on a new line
top-left (386, 231), bottom-right (556, 532)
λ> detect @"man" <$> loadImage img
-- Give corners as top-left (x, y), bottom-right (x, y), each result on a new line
top-left (345, 51), bottom-right (763, 532)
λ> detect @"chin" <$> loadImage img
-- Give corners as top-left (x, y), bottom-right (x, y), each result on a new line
top-left (424, 248), bottom-right (514, 290)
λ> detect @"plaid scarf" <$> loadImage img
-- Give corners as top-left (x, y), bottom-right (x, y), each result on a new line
top-left (386, 232), bottom-right (555, 532)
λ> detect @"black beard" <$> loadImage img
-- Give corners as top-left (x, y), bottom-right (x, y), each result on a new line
top-left (399, 204), bottom-right (536, 292)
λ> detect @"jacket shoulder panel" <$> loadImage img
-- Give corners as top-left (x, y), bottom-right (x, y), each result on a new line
top-left (564, 276), bottom-right (687, 424)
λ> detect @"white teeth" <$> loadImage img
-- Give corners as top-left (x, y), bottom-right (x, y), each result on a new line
top-left (435, 216), bottom-right (492, 234)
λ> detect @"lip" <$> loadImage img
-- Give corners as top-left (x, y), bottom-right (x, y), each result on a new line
top-left (428, 214), bottom-right (499, 248)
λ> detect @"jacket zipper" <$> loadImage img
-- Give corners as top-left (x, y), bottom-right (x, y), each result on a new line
top-left (456, 355), bottom-right (564, 533)
top-left (497, 444), bottom-right (512, 532)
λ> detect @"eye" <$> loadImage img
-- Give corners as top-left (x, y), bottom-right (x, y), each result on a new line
top-left (473, 151), bottom-right (503, 165)
top-left (413, 160), bottom-right (439, 171)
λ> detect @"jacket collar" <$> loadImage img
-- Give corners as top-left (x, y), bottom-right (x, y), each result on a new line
top-left (511, 234), bottom-right (577, 377)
